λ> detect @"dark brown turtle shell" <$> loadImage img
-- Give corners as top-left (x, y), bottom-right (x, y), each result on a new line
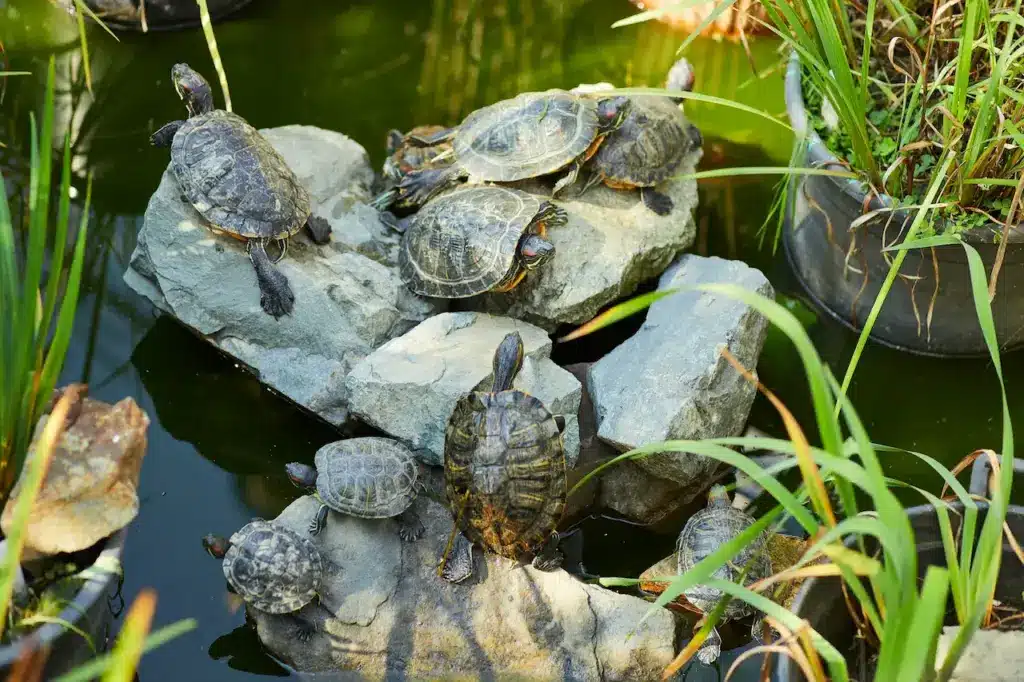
top-left (171, 109), bottom-right (311, 240)
top-left (222, 519), bottom-right (322, 614)
top-left (444, 389), bottom-right (566, 562)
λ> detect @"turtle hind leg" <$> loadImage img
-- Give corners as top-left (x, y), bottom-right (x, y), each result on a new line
top-left (439, 532), bottom-right (475, 584)
top-left (408, 127), bottom-right (456, 146)
top-left (371, 187), bottom-right (399, 212)
top-left (396, 508), bottom-right (425, 542)
top-left (150, 120), bottom-right (183, 147)
top-left (304, 215), bottom-right (332, 245)
top-left (641, 187), bottom-right (673, 216)
top-left (396, 166), bottom-right (461, 208)
top-left (552, 160), bottom-right (583, 197)
top-left (694, 623), bottom-right (723, 665)
top-left (531, 532), bottom-right (564, 572)
top-left (248, 239), bottom-right (295, 318)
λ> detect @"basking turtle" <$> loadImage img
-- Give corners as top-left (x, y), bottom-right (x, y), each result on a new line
top-left (578, 57), bottom-right (703, 215)
top-left (202, 519), bottom-right (323, 615)
top-left (396, 185), bottom-right (564, 299)
top-left (439, 331), bottom-right (568, 583)
top-left (150, 63), bottom-right (332, 318)
top-left (372, 89), bottom-right (630, 211)
top-left (382, 125), bottom-right (455, 184)
top-left (675, 485), bottom-right (771, 664)
top-left (285, 437), bottom-right (425, 541)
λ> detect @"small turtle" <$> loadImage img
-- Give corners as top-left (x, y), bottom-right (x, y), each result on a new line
top-left (202, 519), bottom-right (323, 615)
top-left (578, 57), bottom-right (703, 216)
top-left (372, 89), bottom-right (630, 211)
top-left (676, 485), bottom-right (771, 664)
top-left (395, 184), bottom-right (564, 299)
top-left (150, 63), bottom-right (332, 318)
top-left (382, 125), bottom-right (455, 184)
top-left (439, 331), bottom-right (567, 583)
top-left (285, 437), bottom-right (425, 541)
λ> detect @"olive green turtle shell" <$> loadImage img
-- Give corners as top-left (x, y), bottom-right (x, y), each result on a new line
top-left (444, 388), bottom-right (566, 561)
top-left (675, 501), bottom-right (770, 619)
top-left (222, 519), bottom-right (322, 614)
top-left (455, 89), bottom-right (598, 181)
top-left (399, 185), bottom-right (542, 298)
top-left (589, 95), bottom-right (693, 187)
top-left (171, 109), bottom-right (311, 239)
top-left (313, 437), bottom-right (419, 518)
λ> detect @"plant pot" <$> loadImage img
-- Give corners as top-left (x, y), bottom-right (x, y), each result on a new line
top-left (76, 0), bottom-right (255, 32)
top-left (782, 53), bottom-right (1024, 357)
top-left (774, 458), bottom-right (1024, 681)
top-left (0, 530), bottom-right (126, 678)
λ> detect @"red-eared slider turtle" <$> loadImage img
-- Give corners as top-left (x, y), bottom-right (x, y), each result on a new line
top-left (202, 519), bottom-right (322, 615)
top-left (285, 437), bottom-right (424, 541)
top-left (439, 332), bottom-right (568, 583)
top-left (382, 125), bottom-right (455, 184)
top-left (578, 57), bottom-right (703, 216)
top-left (676, 485), bottom-right (771, 663)
top-left (372, 89), bottom-right (630, 211)
top-left (150, 63), bottom-right (332, 318)
top-left (396, 185), bottom-right (564, 299)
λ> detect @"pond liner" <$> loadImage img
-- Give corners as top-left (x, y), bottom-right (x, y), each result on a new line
top-left (781, 52), bottom-right (1024, 358)
top-left (0, 529), bottom-right (126, 678)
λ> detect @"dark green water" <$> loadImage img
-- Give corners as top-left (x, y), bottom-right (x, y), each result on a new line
top-left (1, 0), bottom-right (1021, 680)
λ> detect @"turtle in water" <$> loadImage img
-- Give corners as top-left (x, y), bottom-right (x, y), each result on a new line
top-left (371, 89), bottom-right (630, 211)
top-left (439, 331), bottom-right (568, 583)
top-left (577, 57), bottom-right (703, 216)
top-left (285, 437), bottom-right (425, 541)
top-left (202, 519), bottom-right (323, 615)
top-left (393, 184), bottom-right (564, 299)
top-left (382, 125), bottom-right (455, 185)
top-left (675, 485), bottom-right (771, 664)
top-left (150, 63), bottom-right (332, 318)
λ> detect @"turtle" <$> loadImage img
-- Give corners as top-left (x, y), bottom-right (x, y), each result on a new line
top-left (371, 89), bottom-right (630, 211)
top-left (438, 331), bottom-right (568, 583)
top-left (202, 519), bottom-right (323, 615)
top-left (576, 56), bottom-right (703, 216)
top-left (149, 63), bottom-right (332, 319)
top-left (675, 485), bottom-right (772, 664)
top-left (382, 124), bottom-right (455, 185)
top-left (284, 437), bottom-right (425, 541)
top-left (394, 184), bottom-right (564, 299)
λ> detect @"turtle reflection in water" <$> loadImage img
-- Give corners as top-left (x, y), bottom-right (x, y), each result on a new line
top-left (439, 332), bottom-right (568, 583)
top-left (150, 63), bottom-right (332, 318)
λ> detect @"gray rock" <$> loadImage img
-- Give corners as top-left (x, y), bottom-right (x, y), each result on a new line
top-left (345, 312), bottom-right (581, 467)
top-left (937, 627), bottom-right (1024, 682)
top-left (123, 125), bottom-right (444, 427)
top-left (588, 254), bottom-right (773, 488)
top-left (469, 147), bottom-right (701, 331)
top-left (251, 494), bottom-right (676, 680)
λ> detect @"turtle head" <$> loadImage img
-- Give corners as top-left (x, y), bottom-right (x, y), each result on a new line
top-left (491, 332), bottom-right (524, 393)
top-left (708, 485), bottom-right (731, 508)
top-left (285, 462), bottom-right (318, 492)
top-left (595, 96), bottom-right (631, 134)
top-left (202, 534), bottom-right (230, 559)
top-left (171, 63), bottom-right (214, 117)
top-left (665, 57), bottom-right (696, 95)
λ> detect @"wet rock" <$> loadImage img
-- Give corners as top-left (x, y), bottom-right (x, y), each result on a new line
top-left (588, 255), bottom-right (773, 488)
top-left (124, 125), bottom-right (443, 427)
top-left (251, 494), bottom-right (677, 680)
top-left (345, 312), bottom-right (581, 467)
top-left (599, 461), bottom-right (700, 526)
top-left (469, 146), bottom-right (701, 331)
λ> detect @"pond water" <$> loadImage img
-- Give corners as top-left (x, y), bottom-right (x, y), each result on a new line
top-left (2, 0), bottom-right (1022, 680)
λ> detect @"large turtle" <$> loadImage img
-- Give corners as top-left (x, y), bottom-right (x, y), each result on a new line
top-left (675, 485), bottom-right (772, 664)
top-left (202, 519), bottom-right (323, 615)
top-left (150, 63), bottom-right (332, 318)
top-left (395, 185), bottom-right (564, 299)
top-left (284, 437), bottom-right (425, 541)
top-left (372, 89), bottom-right (630, 211)
top-left (577, 57), bottom-right (703, 216)
top-left (439, 331), bottom-right (568, 583)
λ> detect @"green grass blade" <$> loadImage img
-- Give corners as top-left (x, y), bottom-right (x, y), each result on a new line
top-left (884, 566), bottom-right (950, 681)
top-left (195, 0), bottom-right (232, 112)
top-left (53, 619), bottom-right (197, 682)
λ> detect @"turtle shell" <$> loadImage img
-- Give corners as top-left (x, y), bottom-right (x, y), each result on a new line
top-left (313, 437), bottom-right (419, 518)
top-left (222, 519), bottom-right (322, 614)
top-left (444, 389), bottom-right (566, 561)
top-left (589, 95), bottom-right (693, 187)
top-left (455, 89), bottom-right (598, 181)
top-left (675, 502), bottom-right (770, 619)
top-left (399, 185), bottom-right (542, 298)
top-left (171, 109), bottom-right (310, 240)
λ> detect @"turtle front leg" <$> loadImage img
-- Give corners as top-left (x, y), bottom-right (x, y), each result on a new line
top-left (394, 166), bottom-right (461, 209)
top-left (396, 508), bottom-right (425, 542)
top-left (408, 127), bottom-right (456, 146)
top-left (641, 187), bottom-right (674, 216)
top-left (531, 531), bottom-right (564, 572)
top-left (304, 215), bottom-right (332, 245)
top-left (552, 160), bottom-right (583, 197)
top-left (150, 120), bottom-right (184, 147)
top-left (308, 503), bottom-right (329, 536)
top-left (439, 531), bottom-right (475, 584)
top-left (248, 239), bottom-right (295, 318)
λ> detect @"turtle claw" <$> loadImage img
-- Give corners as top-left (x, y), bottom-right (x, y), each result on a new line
top-left (397, 509), bottom-right (425, 542)
top-left (440, 533), bottom-right (474, 584)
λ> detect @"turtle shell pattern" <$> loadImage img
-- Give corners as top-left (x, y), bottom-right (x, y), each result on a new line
top-left (222, 519), bottom-right (322, 614)
top-left (399, 185), bottom-right (542, 298)
top-left (313, 437), bottom-right (419, 519)
top-left (455, 89), bottom-right (599, 182)
top-left (171, 109), bottom-right (311, 240)
top-left (675, 504), bottom-right (770, 620)
top-left (589, 95), bottom-right (691, 187)
top-left (444, 389), bottom-right (566, 561)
